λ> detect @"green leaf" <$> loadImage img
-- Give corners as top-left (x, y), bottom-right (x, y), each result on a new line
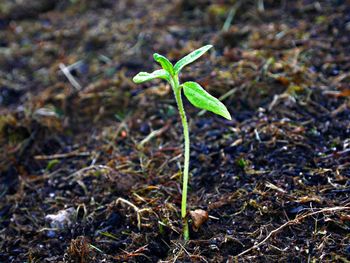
top-left (153, 53), bottom-right (174, 76)
top-left (174, 45), bottom-right (213, 74)
top-left (183, 81), bottom-right (231, 120)
top-left (132, 69), bottom-right (170, 83)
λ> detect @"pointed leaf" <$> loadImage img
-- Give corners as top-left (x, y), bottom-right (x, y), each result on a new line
top-left (132, 69), bottom-right (170, 84)
top-left (174, 45), bottom-right (213, 74)
top-left (183, 81), bottom-right (231, 120)
top-left (153, 53), bottom-right (174, 76)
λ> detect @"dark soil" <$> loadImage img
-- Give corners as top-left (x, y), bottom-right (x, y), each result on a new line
top-left (1, 0), bottom-right (350, 262)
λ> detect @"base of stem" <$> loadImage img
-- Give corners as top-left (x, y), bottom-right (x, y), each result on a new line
top-left (183, 217), bottom-right (189, 241)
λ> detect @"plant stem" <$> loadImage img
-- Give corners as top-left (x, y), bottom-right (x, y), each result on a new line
top-left (172, 75), bottom-right (190, 241)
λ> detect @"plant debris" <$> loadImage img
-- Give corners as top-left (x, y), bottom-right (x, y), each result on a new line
top-left (189, 209), bottom-right (209, 231)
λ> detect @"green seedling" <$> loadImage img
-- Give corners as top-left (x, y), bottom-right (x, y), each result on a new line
top-left (133, 45), bottom-right (231, 240)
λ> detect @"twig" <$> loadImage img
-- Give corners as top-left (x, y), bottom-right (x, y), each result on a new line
top-left (257, 0), bottom-right (265, 12)
top-left (117, 245), bottom-right (150, 261)
top-left (316, 148), bottom-right (350, 161)
top-left (34, 151), bottom-right (91, 160)
top-left (236, 206), bottom-right (350, 258)
top-left (137, 122), bottom-right (170, 149)
top-left (59, 63), bottom-right (82, 91)
top-left (67, 165), bottom-right (114, 180)
top-left (115, 198), bottom-right (154, 230)
top-left (222, 1), bottom-right (242, 31)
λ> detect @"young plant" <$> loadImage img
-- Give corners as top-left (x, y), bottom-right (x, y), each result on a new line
top-left (133, 45), bottom-right (231, 240)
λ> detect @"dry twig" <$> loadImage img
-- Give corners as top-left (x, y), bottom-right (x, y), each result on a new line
top-left (236, 206), bottom-right (350, 258)
top-left (115, 198), bottom-right (154, 230)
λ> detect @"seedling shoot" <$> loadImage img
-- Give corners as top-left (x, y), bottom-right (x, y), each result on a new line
top-left (133, 45), bottom-right (231, 240)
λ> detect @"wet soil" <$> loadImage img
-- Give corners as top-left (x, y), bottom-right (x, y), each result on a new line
top-left (1, 0), bottom-right (350, 262)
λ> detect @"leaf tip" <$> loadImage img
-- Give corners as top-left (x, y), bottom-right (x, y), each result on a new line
top-left (132, 72), bottom-right (144, 83)
top-left (132, 75), bottom-right (140, 84)
top-left (223, 110), bottom-right (232, 120)
top-left (153, 53), bottom-right (160, 61)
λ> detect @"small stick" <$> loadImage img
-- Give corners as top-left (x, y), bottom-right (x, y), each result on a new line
top-left (67, 165), bottom-right (114, 180)
top-left (236, 206), bottom-right (350, 258)
top-left (257, 0), bottom-right (265, 12)
top-left (222, 1), bottom-right (242, 31)
top-left (59, 63), bottom-right (82, 91)
top-left (34, 151), bottom-right (91, 160)
top-left (115, 198), bottom-right (153, 230)
top-left (137, 123), bottom-right (170, 149)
